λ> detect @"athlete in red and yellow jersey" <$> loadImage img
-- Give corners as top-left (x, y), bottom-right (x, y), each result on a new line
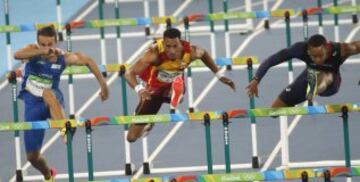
top-left (138, 38), bottom-right (192, 97)
top-left (125, 28), bottom-right (235, 142)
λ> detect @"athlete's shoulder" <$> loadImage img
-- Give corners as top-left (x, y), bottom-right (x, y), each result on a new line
top-left (338, 41), bottom-right (355, 58)
top-left (190, 45), bottom-right (205, 60)
top-left (292, 41), bottom-right (307, 50)
top-left (287, 41), bottom-right (307, 57)
top-left (141, 45), bottom-right (160, 65)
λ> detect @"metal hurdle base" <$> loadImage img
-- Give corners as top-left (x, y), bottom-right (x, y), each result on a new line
top-left (264, 19), bottom-right (270, 29)
top-left (125, 163), bottom-right (132, 175)
top-left (252, 156), bottom-right (260, 168)
top-left (188, 107), bottom-right (194, 113)
top-left (143, 162), bottom-right (150, 174)
top-left (352, 14), bottom-right (358, 24)
top-left (16, 170), bottom-right (23, 182)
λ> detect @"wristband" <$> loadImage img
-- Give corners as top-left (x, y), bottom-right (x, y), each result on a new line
top-left (215, 71), bottom-right (224, 79)
top-left (134, 84), bottom-right (145, 94)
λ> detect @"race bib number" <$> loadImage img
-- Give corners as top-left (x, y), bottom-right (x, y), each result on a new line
top-left (157, 70), bottom-right (182, 83)
top-left (25, 75), bottom-right (53, 97)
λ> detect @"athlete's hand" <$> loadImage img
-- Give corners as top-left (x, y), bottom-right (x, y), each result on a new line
top-left (99, 83), bottom-right (109, 101)
top-left (46, 48), bottom-right (62, 56)
top-left (34, 46), bottom-right (47, 55)
top-left (39, 47), bottom-right (61, 58)
top-left (219, 77), bottom-right (236, 91)
top-left (139, 89), bottom-right (153, 101)
top-left (246, 79), bottom-right (259, 97)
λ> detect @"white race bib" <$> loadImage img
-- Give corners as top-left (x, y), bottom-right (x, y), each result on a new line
top-left (25, 75), bottom-right (52, 97)
top-left (157, 70), bottom-right (183, 83)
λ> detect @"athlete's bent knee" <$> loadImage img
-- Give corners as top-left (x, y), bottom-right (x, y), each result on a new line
top-left (126, 134), bottom-right (138, 143)
top-left (27, 152), bottom-right (40, 163)
top-left (42, 89), bottom-right (57, 102)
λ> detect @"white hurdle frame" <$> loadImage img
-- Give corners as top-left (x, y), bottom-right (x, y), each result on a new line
top-left (4, 0), bottom-right (360, 181)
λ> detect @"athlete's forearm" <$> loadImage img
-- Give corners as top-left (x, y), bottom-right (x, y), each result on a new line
top-left (255, 42), bottom-right (305, 82)
top-left (255, 49), bottom-right (289, 81)
top-left (201, 50), bottom-right (219, 74)
top-left (124, 71), bottom-right (139, 89)
top-left (86, 58), bottom-right (107, 87)
top-left (14, 46), bottom-right (47, 60)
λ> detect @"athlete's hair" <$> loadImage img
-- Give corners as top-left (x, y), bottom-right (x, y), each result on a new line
top-left (163, 28), bottom-right (181, 39)
top-left (307, 34), bottom-right (327, 47)
top-left (37, 25), bottom-right (57, 42)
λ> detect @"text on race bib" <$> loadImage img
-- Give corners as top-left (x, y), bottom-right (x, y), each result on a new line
top-left (25, 74), bottom-right (53, 97)
top-left (157, 70), bottom-right (183, 83)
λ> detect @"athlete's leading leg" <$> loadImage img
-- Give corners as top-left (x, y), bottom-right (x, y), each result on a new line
top-left (273, 69), bottom-right (308, 108)
top-left (127, 94), bottom-right (163, 143)
top-left (42, 89), bottom-right (65, 120)
top-left (24, 101), bottom-right (53, 180)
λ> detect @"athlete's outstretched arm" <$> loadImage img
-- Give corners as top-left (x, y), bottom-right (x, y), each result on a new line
top-left (341, 41), bottom-right (360, 58)
top-left (247, 42), bottom-right (304, 97)
top-left (255, 42), bottom-right (305, 82)
top-left (125, 48), bottom-right (158, 101)
top-left (192, 45), bottom-right (236, 91)
top-left (14, 44), bottom-right (62, 62)
top-left (14, 44), bottom-right (47, 61)
top-left (64, 52), bottom-right (109, 101)
top-left (125, 48), bottom-right (158, 89)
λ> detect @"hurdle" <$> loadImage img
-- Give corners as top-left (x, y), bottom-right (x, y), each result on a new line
top-left (1, 92), bottom-right (360, 181)
top-left (278, 2), bottom-right (360, 178)
top-left (0, 0), bottom-right (360, 181)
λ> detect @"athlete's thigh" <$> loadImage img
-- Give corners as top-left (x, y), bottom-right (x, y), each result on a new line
top-left (24, 101), bottom-right (49, 153)
top-left (135, 94), bottom-right (164, 115)
top-left (319, 73), bottom-right (341, 97)
top-left (278, 70), bottom-right (308, 106)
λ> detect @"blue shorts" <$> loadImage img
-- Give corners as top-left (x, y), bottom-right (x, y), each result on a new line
top-left (19, 89), bottom-right (64, 153)
top-left (279, 69), bottom-right (341, 106)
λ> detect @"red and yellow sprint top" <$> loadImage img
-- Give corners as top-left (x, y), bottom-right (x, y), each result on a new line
top-left (140, 39), bottom-right (191, 88)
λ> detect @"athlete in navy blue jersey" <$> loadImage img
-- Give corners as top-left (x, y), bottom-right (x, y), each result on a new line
top-left (14, 25), bottom-right (109, 181)
top-left (246, 34), bottom-right (360, 107)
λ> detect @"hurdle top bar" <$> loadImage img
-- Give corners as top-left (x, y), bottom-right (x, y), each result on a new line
top-left (0, 102), bottom-right (359, 132)
top-left (6, 56), bottom-right (258, 77)
top-left (0, 5), bottom-right (359, 33)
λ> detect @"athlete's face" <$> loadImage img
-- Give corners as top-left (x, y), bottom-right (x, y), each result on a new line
top-left (307, 45), bottom-right (328, 65)
top-left (164, 37), bottom-right (182, 60)
top-left (37, 35), bottom-right (57, 49)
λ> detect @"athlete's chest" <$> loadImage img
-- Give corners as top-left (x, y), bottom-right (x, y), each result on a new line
top-left (156, 53), bottom-right (192, 71)
top-left (304, 50), bottom-right (340, 71)
top-left (305, 42), bottom-right (343, 70)
top-left (156, 59), bottom-right (187, 71)
top-left (27, 57), bottom-right (64, 78)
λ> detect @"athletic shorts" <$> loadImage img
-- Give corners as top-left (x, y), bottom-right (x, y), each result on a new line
top-left (147, 84), bottom-right (172, 98)
top-left (278, 69), bottom-right (341, 106)
top-left (19, 89), bottom-right (64, 153)
top-left (146, 83), bottom-right (186, 103)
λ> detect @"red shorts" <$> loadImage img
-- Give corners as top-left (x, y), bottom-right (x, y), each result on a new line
top-left (146, 84), bottom-right (172, 97)
top-left (140, 66), bottom-right (174, 97)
